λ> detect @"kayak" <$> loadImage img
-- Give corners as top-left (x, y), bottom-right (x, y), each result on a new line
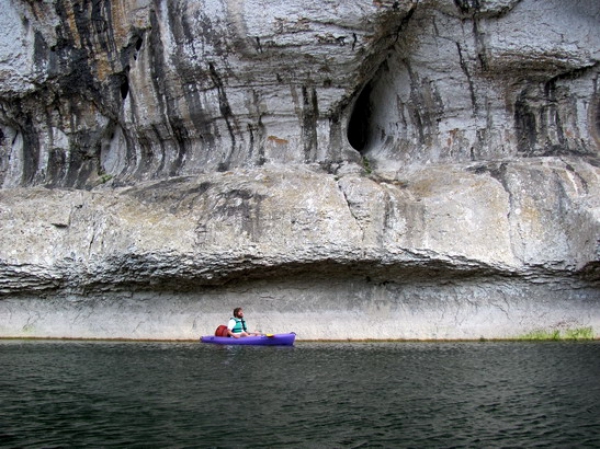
top-left (200, 332), bottom-right (296, 346)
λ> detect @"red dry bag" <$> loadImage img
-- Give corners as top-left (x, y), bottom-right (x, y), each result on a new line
top-left (214, 325), bottom-right (229, 337)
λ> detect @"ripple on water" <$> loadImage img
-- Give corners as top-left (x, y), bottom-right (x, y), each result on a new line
top-left (1, 341), bottom-right (599, 448)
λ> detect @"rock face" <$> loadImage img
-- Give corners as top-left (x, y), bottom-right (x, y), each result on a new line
top-left (0, 0), bottom-right (599, 340)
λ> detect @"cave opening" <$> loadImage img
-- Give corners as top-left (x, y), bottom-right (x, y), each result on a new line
top-left (347, 82), bottom-right (373, 153)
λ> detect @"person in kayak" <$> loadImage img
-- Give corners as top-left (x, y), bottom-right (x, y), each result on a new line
top-left (227, 307), bottom-right (261, 338)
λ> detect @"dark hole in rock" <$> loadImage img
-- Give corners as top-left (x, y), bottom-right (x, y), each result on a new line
top-left (120, 79), bottom-right (129, 100)
top-left (347, 82), bottom-right (373, 153)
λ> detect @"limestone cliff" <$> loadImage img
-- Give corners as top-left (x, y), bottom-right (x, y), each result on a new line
top-left (1, 0), bottom-right (599, 340)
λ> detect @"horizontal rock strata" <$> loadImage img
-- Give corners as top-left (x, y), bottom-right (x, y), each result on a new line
top-left (1, 160), bottom-right (599, 339)
top-left (0, 0), bottom-right (599, 339)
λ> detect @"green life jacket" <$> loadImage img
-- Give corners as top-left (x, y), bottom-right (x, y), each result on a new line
top-left (231, 317), bottom-right (248, 334)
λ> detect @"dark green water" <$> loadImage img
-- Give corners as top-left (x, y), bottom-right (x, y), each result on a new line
top-left (1, 340), bottom-right (599, 448)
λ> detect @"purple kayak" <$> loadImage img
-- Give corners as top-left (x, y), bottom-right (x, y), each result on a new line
top-left (200, 332), bottom-right (295, 346)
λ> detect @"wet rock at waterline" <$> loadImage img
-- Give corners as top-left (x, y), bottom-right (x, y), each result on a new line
top-left (0, 0), bottom-right (599, 340)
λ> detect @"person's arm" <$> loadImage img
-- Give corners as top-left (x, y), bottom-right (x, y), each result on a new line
top-left (242, 319), bottom-right (261, 336)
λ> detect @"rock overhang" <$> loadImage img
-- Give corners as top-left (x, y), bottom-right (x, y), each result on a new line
top-left (1, 0), bottom-right (600, 339)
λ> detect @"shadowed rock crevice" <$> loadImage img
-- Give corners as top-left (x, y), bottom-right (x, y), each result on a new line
top-left (347, 82), bottom-right (373, 154)
top-left (0, 251), bottom-right (565, 297)
top-left (592, 93), bottom-right (600, 149)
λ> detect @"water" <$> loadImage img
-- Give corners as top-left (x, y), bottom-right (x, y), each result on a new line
top-left (1, 341), bottom-right (599, 448)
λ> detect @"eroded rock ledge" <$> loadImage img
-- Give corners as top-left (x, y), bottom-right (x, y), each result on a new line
top-left (1, 0), bottom-right (599, 339)
top-left (1, 160), bottom-right (599, 339)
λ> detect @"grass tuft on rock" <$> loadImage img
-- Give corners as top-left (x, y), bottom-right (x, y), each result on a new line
top-left (519, 327), bottom-right (594, 341)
